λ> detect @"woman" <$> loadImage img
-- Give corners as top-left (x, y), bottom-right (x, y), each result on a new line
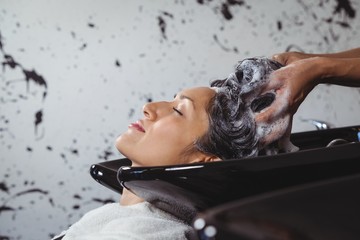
top-left (56, 47), bottom-right (360, 239)
top-left (54, 57), bottom-right (288, 240)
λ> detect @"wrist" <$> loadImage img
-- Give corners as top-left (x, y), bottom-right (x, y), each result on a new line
top-left (298, 57), bottom-right (324, 87)
top-left (315, 56), bottom-right (355, 84)
top-left (312, 57), bottom-right (335, 84)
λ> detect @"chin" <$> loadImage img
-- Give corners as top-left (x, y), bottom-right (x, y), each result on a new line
top-left (115, 136), bottom-right (128, 155)
top-left (115, 142), bottom-right (137, 164)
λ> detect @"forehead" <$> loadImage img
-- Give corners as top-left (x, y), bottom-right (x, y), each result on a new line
top-left (180, 87), bottom-right (216, 107)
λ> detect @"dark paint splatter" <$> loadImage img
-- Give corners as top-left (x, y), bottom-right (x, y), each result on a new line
top-left (98, 148), bottom-right (113, 160)
top-left (88, 23), bottom-right (95, 28)
top-left (335, 20), bottom-right (351, 28)
top-left (0, 206), bottom-right (15, 214)
top-left (34, 110), bottom-right (43, 134)
top-left (128, 108), bottom-right (135, 118)
top-left (23, 69), bottom-right (48, 99)
top-left (316, 0), bottom-right (356, 31)
top-left (46, 146), bottom-right (53, 151)
top-left (213, 34), bottom-right (238, 53)
top-left (277, 20), bottom-right (282, 30)
top-left (158, 16), bottom-right (167, 40)
top-left (221, 3), bottom-right (233, 20)
top-left (228, 0), bottom-right (245, 5)
top-left (79, 43), bottom-right (87, 50)
top-left (14, 188), bottom-right (48, 198)
top-left (1, 31), bottom-right (48, 101)
top-left (0, 187), bottom-right (55, 224)
top-left (71, 148), bottom-right (79, 155)
top-left (0, 188), bottom-right (51, 211)
top-left (49, 234), bottom-right (57, 239)
top-left (157, 11), bottom-right (175, 40)
top-left (2, 54), bottom-right (20, 70)
top-left (333, 0), bottom-right (356, 19)
top-left (92, 197), bottom-right (115, 204)
top-left (161, 11), bottom-right (174, 18)
top-left (26, 146), bottom-right (32, 152)
top-left (329, 28), bottom-right (340, 41)
top-left (0, 182), bottom-right (9, 193)
top-left (196, 0), bottom-right (246, 20)
top-left (73, 194), bottom-right (82, 199)
top-left (71, 31), bottom-right (76, 38)
top-left (115, 59), bottom-right (121, 67)
top-left (285, 44), bottom-right (305, 53)
top-left (18, 94), bottom-right (28, 100)
top-left (0, 235), bottom-right (10, 240)
top-left (49, 198), bottom-right (55, 207)
top-left (0, 31), bottom-right (3, 50)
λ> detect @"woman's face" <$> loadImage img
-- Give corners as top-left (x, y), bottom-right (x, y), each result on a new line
top-left (115, 86), bottom-right (217, 166)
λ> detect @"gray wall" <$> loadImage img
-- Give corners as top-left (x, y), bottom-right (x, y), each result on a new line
top-left (1, 0), bottom-right (359, 239)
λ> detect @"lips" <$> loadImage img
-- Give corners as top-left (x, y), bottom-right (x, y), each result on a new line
top-left (129, 121), bottom-right (145, 133)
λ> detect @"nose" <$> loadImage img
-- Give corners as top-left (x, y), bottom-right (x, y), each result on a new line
top-left (143, 101), bottom-right (168, 121)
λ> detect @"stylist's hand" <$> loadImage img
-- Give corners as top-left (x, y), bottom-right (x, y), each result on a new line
top-left (256, 52), bottom-right (322, 124)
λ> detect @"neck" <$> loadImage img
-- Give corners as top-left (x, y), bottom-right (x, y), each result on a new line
top-left (120, 188), bottom-right (145, 206)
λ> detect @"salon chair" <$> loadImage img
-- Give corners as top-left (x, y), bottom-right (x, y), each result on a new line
top-left (90, 125), bottom-right (360, 224)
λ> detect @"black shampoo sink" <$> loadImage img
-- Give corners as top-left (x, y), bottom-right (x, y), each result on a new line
top-left (90, 125), bottom-right (360, 222)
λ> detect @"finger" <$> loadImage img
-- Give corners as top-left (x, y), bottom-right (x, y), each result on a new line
top-left (255, 96), bottom-right (289, 123)
top-left (255, 104), bottom-right (278, 123)
top-left (260, 70), bottom-right (284, 94)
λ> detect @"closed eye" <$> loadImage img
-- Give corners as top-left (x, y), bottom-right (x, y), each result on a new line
top-left (173, 107), bottom-right (183, 116)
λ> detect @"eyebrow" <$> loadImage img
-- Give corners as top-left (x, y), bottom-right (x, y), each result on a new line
top-left (180, 94), bottom-right (194, 103)
top-left (175, 94), bottom-right (195, 109)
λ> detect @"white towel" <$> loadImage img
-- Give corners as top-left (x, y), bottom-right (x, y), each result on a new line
top-left (55, 202), bottom-right (197, 240)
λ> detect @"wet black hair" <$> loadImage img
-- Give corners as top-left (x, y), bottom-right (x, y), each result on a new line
top-left (195, 57), bottom-right (283, 160)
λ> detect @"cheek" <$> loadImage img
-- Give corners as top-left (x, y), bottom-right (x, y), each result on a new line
top-left (142, 124), bottom-right (197, 160)
top-left (147, 123), bottom-right (190, 147)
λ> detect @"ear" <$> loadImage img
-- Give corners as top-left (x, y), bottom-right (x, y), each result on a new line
top-left (189, 152), bottom-right (221, 164)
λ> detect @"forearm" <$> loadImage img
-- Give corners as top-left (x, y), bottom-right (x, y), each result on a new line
top-left (301, 48), bottom-right (360, 59)
top-left (318, 57), bottom-right (360, 87)
top-left (317, 47), bottom-right (360, 59)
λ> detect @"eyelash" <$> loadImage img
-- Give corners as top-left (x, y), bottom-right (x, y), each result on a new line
top-left (172, 107), bottom-right (183, 116)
